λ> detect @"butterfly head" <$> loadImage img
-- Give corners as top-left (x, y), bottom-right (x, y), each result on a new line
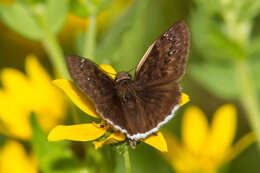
top-left (115, 72), bottom-right (132, 83)
top-left (115, 72), bottom-right (133, 102)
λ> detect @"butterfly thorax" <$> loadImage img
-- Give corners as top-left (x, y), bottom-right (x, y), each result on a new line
top-left (115, 72), bottom-right (134, 102)
top-left (115, 72), bottom-right (132, 82)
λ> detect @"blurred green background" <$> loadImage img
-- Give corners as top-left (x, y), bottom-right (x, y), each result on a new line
top-left (0, 0), bottom-right (260, 173)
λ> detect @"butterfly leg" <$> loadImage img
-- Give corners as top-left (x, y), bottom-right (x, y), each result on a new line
top-left (129, 139), bottom-right (137, 149)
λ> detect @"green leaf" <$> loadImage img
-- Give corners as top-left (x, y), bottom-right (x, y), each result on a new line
top-left (30, 113), bottom-right (78, 173)
top-left (96, 0), bottom-right (148, 65)
top-left (250, 60), bottom-right (260, 91)
top-left (92, 0), bottom-right (112, 13)
top-left (189, 62), bottom-right (239, 99)
top-left (190, 9), bottom-right (246, 61)
top-left (70, 0), bottom-right (112, 18)
top-left (194, 0), bottom-right (260, 20)
top-left (238, 0), bottom-right (260, 20)
top-left (70, 0), bottom-right (89, 18)
top-left (189, 59), bottom-right (260, 100)
top-left (193, 0), bottom-right (222, 15)
top-left (0, 2), bottom-right (43, 40)
top-left (51, 158), bottom-right (81, 172)
top-left (111, 17), bottom-right (147, 71)
top-left (0, 4), bottom-right (4, 11)
top-left (46, 0), bottom-right (68, 34)
top-left (75, 33), bottom-right (85, 56)
top-left (249, 35), bottom-right (260, 58)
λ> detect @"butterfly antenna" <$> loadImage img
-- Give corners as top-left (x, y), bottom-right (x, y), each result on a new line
top-left (127, 66), bottom-right (136, 73)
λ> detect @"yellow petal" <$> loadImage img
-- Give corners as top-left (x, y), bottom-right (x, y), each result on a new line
top-left (25, 55), bottom-right (67, 132)
top-left (25, 55), bottom-right (51, 83)
top-left (48, 123), bottom-right (106, 141)
top-left (207, 104), bottom-right (237, 159)
top-left (93, 131), bottom-right (126, 149)
top-left (180, 93), bottom-right (190, 106)
top-left (182, 106), bottom-right (209, 154)
top-left (99, 64), bottom-right (117, 79)
top-left (53, 79), bottom-right (100, 118)
top-left (164, 132), bottom-right (183, 162)
top-left (225, 132), bottom-right (256, 162)
top-left (0, 56), bottom-right (66, 140)
top-left (0, 90), bottom-right (32, 140)
top-left (0, 140), bottom-right (37, 173)
top-left (143, 131), bottom-right (168, 152)
top-left (164, 132), bottom-right (199, 172)
top-left (0, 68), bottom-right (30, 100)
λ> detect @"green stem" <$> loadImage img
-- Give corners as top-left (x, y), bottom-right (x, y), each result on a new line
top-left (123, 150), bottom-right (132, 173)
top-left (235, 59), bottom-right (260, 149)
top-left (222, 8), bottom-right (259, 148)
top-left (37, 13), bottom-right (70, 79)
top-left (83, 15), bottom-right (97, 59)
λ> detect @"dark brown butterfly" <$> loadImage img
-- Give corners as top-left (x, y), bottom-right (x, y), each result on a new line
top-left (67, 21), bottom-right (190, 140)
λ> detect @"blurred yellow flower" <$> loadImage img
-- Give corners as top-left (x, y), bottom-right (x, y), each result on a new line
top-left (0, 140), bottom-right (37, 173)
top-left (0, 0), bottom-right (133, 63)
top-left (48, 64), bottom-right (190, 152)
top-left (59, 0), bottom-right (133, 39)
top-left (164, 105), bottom-right (256, 173)
top-left (0, 55), bottom-right (67, 140)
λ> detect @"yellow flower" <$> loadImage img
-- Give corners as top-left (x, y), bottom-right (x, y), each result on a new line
top-left (0, 140), bottom-right (37, 173)
top-left (164, 105), bottom-right (256, 173)
top-left (0, 55), bottom-right (67, 140)
top-left (59, 0), bottom-right (134, 39)
top-left (48, 64), bottom-right (190, 152)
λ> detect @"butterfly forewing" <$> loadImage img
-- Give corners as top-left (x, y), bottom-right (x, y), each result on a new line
top-left (67, 56), bottom-right (129, 133)
top-left (67, 56), bottom-right (114, 102)
top-left (135, 20), bottom-right (190, 84)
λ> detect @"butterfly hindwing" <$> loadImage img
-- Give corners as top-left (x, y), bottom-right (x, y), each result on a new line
top-left (120, 80), bottom-right (181, 139)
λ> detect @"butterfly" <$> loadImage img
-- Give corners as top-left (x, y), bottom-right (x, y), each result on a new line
top-left (67, 21), bottom-right (190, 141)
